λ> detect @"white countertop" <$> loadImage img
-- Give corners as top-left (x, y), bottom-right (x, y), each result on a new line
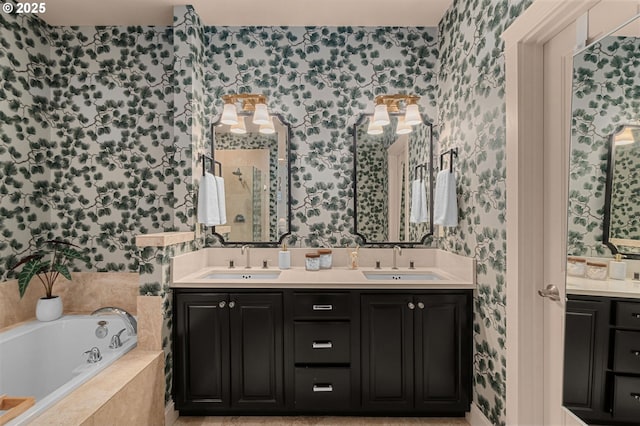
top-left (171, 266), bottom-right (475, 290)
top-left (567, 275), bottom-right (640, 299)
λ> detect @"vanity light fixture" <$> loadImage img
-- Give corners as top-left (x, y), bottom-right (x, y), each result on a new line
top-left (221, 93), bottom-right (271, 127)
top-left (615, 126), bottom-right (636, 145)
top-left (368, 94), bottom-right (421, 135)
top-left (259, 117), bottom-right (276, 135)
top-left (230, 116), bottom-right (247, 134)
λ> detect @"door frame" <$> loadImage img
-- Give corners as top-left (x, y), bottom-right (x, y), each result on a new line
top-left (503, 1), bottom-right (599, 424)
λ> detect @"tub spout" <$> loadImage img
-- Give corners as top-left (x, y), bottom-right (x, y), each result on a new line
top-left (91, 307), bottom-right (137, 336)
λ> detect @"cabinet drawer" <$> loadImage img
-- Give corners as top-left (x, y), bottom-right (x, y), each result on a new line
top-left (613, 375), bottom-right (640, 420)
top-left (615, 302), bottom-right (640, 330)
top-left (293, 293), bottom-right (351, 320)
top-left (613, 330), bottom-right (640, 374)
top-left (294, 367), bottom-right (351, 410)
top-left (294, 322), bottom-right (350, 364)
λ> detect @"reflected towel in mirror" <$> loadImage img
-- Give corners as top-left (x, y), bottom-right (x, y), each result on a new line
top-left (434, 170), bottom-right (458, 227)
top-left (410, 179), bottom-right (429, 223)
top-left (197, 172), bottom-right (227, 226)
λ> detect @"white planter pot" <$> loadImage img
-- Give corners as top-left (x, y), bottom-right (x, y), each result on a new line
top-left (36, 296), bottom-right (63, 321)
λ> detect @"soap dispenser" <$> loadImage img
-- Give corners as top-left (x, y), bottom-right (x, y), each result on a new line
top-left (349, 245), bottom-right (359, 269)
top-left (278, 242), bottom-right (291, 270)
top-left (609, 254), bottom-right (626, 280)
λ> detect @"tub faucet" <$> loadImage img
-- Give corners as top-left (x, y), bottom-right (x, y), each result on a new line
top-left (110, 328), bottom-right (127, 349)
top-left (84, 347), bottom-right (102, 363)
top-left (241, 245), bottom-right (251, 269)
top-left (392, 246), bottom-right (403, 270)
top-left (91, 307), bottom-right (137, 336)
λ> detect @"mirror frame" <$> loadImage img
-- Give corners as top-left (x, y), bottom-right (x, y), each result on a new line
top-left (209, 113), bottom-right (292, 247)
top-left (603, 124), bottom-right (640, 258)
top-left (352, 113), bottom-right (434, 246)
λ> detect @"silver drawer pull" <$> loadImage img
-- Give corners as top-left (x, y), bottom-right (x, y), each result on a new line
top-left (632, 350), bottom-right (640, 357)
top-left (312, 304), bottom-right (333, 311)
top-left (313, 384), bottom-right (333, 392)
top-left (633, 313), bottom-right (640, 319)
top-left (312, 341), bottom-right (333, 349)
top-left (632, 393), bottom-right (640, 402)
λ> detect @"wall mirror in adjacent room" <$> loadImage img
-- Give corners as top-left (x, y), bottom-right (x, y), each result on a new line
top-left (352, 113), bottom-right (434, 245)
top-left (563, 13), bottom-right (640, 425)
top-left (209, 113), bottom-right (291, 246)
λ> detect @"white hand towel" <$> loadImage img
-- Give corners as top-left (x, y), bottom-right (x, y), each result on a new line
top-left (197, 172), bottom-right (221, 226)
top-left (434, 170), bottom-right (458, 227)
top-left (214, 176), bottom-right (227, 225)
top-left (410, 179), bottom-right (429, 224)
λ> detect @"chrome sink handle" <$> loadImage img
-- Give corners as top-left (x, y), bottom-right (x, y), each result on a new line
top-left (84, 346), bottom-right (102, 363)
top-left (110, 328), bottom-right (127, 349)
top-left (91, 307), bottom-right (137, 336)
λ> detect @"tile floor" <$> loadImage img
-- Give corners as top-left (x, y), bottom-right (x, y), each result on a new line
top-left (174, 417), bottom-right (470, 426)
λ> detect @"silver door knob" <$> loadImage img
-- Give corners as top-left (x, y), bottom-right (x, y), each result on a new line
top-left (417, 302), bottom-right (425, 309)
top-left (228, 301), bottom-right (235, 308)
top-left (408, 302), bottom-right (415, 310)
top-left (219, 301), bottom-right (226, 308)
top-left (538, 284), bottom-right (561, 302)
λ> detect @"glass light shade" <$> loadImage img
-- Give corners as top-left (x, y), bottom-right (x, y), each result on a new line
top-left (615, 127), bottom-right (635, 145)
top-left (367, 119), bottom-right (383, 135)
top-left (395, 116), bottom-right (412, 135)
top-left (404, 103), bottom-right (421, 126)
top-left (230, 116), bottom-right (246, 134)
top-left (253, 103), bottom-right (270, 125)
top-left (372, 104), bottom-right (390, 126)
top-left (259, 118), bottom-right (276, 134)
top-left (221, 103), bottom-right (238, 125)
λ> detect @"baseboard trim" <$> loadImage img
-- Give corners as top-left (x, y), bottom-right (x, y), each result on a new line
top-left (466, 402), bottom-right (492, 426)
top-left (164, 400), bottom-right (179, 426)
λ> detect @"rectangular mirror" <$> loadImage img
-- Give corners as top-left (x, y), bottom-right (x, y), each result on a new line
top-left (352, 114), bottom-right (434, 245)
top-left (210, 114), bottom-right (291, 245)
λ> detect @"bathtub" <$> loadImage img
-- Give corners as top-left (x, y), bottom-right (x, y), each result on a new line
top-left (0, 315), bottom-right (137, 425)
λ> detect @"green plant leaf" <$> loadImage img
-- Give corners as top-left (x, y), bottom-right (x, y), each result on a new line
top-left (17, 259), bottom-right (47, 298)
top-left (54, 263), bottom-right (72, 281)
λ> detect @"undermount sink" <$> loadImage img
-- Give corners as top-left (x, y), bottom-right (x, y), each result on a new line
top-left (363, 271), bottom-right (443, 281)
top-left (202, 271), bottom-right (281, 280)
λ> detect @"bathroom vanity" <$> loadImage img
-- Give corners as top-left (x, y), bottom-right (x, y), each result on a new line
top-left (171, 248), bottom-right (475, 416)
top-left (564, 277), bottom-right (640, 425)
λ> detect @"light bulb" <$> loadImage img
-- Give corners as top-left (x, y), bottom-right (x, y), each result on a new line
top-left (395, 116), bottom-right (412, 135)
top-left (367, 119), bottom-right (383, 135)
top-left (404, 103), bottom-right (421, 126)
top-left (372, 104), bottom-right (390, 126)
top-left (221, 102), bottom-right (238, 125)
top-left (259, 117), bottom-right (276, 134)
top-left (230, 116), bottom-right (246, 134)
top-left (253, 103), bottom-right (270, 125)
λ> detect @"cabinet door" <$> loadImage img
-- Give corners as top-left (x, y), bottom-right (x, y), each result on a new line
top-left (229, 293), bottom-right (284, 409)
top-left (414, 294), bottom-right (471, 412)
top-left (174, 292), bottom-right (230, 410)
top-left (563, 297), bottom-right (610, 418)
top-left (361, 294), bottom-right (414, 411)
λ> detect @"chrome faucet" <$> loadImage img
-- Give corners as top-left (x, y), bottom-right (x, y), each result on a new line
top-left (392, 245), bottom-right (403, 270)
top-left (84, 346), bottom-right (102, 363)
top-left (110, 328), bottom-right (127, 349)
top-left (91, 307), bottom-right (137, 336)
top-left (241, 245), bottom-right (251, 269)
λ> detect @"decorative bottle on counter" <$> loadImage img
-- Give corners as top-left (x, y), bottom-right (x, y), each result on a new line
top-left (279, 242), bottom-right (290, 269)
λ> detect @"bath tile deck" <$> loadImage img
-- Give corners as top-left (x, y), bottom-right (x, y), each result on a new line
top-left (174, 417), bottom-right (470, 426)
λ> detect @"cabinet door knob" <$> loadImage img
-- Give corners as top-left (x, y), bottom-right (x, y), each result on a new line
top-left (228, 301), bottom-right (236, 308)
top-left (418, 302), bottom-right (425, 309)
top-left (632, 350), bottom-right (640, 357)
top-left (633, 313), bottom-right (640, 319)
top-left (631, 393), bottom-right (640, 402)
top-left (218, 301), bottom-right (226, 308)
top-left (408, 302), bottom-right (415, 310)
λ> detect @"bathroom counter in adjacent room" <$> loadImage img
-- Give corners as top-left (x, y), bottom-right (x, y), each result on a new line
top-left (566, 275), bottom-right (640, 299)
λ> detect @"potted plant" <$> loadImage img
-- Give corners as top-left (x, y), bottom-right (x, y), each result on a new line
top-left (10, 239), bottom-right (86, 321)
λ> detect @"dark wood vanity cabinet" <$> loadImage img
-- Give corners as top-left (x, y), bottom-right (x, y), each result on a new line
top-left (564, 295), bottom-right (640, 425)
top-left (174, 291), bottom-right (284, 413)
top-left (173, 288), bottom-right (472, 416)
top-left (361, 293), bottom-right (472, 413)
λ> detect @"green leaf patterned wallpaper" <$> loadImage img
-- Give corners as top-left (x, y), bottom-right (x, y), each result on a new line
top-left (437, 0), bottom-right (532, 424)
